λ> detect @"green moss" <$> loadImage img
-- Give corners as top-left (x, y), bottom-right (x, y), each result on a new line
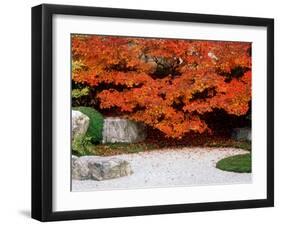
top-left (73, 107), bottom-right (104, 144)
top-left (216, 153), bottom-right (251, 173)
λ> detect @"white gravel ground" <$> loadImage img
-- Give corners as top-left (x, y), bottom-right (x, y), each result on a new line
top-left (72, 147), bottom-right (251, 192)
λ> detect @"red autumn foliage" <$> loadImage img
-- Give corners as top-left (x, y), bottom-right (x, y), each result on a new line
top-left (72, 35), bottom-right (251, 138)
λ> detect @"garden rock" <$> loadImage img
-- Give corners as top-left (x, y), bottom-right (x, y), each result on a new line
top-left (232, 127), bottom-right (251, 141)
top-left (72, 156), bottom-right (133, 181)
top-left (72, 110), bottom-right (89, 141)
top-left (72, 155), bottom-right (78, 169)
top-left (102, 117), bottom-right (147, 143)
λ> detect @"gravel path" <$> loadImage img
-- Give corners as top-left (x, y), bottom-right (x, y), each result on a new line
top-left (72, 147), bottom-right (251, 192)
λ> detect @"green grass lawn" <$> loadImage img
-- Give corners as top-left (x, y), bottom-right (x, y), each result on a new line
top-left (216, 153), bottom-right (251, 173)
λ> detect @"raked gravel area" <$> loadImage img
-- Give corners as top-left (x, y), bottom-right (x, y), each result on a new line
top-left (72, 147), bottom-right (251, 192)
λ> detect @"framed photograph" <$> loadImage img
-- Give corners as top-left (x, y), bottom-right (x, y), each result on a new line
top-left (32, 4), bottom-right (274, 221)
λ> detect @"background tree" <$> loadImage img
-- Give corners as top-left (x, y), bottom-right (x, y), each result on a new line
top-left (72, 35), bottom-right (251, 138)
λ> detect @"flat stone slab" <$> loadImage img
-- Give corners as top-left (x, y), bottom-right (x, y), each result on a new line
top-left (72, 155), bottom-right (133, 181)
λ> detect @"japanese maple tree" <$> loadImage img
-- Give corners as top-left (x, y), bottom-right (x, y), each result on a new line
top-left (72, 35), bottom-right (251, 138)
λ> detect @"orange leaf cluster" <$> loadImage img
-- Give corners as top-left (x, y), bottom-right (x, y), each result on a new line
top-left (72, 35), bottom-right (251, 138)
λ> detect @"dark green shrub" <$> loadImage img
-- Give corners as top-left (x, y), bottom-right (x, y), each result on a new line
top-left (73, 107), bottom-right (104, 144)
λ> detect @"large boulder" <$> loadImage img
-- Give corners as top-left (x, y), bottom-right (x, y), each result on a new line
top-left (232, 127), bottom-right (251, 141)
top-left (72, 110), bottom-right (90, 141)
top-left (72, 155), bottom-right (133, 181)
top-left (102, 117), bottom-right (147, 143)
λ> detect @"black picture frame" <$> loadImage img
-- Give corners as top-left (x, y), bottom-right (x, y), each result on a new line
top-left (32, 3), bottom-right (274, 222)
